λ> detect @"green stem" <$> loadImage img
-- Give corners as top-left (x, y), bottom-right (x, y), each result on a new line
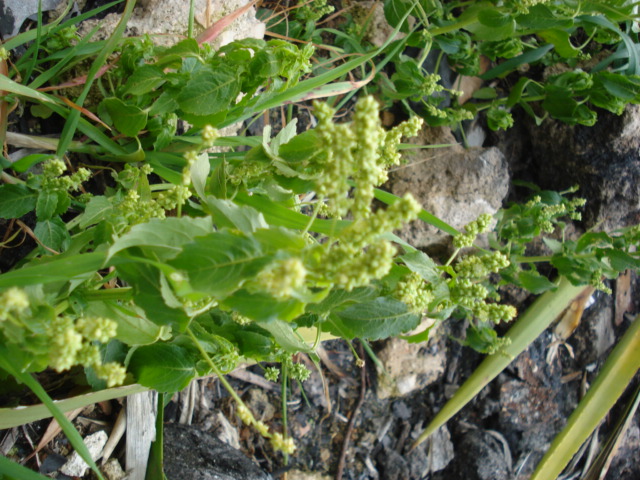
top-left (188, 0), bottom-right (196, 39)
top-left (428, 15), bottom-right (477, 36)
top-left (281, 360), bottom-right (289, 465)
top-left (81, 287), bottom-right (133, 301)
top-left (185, 326), bottom-right (244, 405)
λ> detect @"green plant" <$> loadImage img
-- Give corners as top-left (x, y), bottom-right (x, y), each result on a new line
top-left (1, 1), bottom-right (640, 479)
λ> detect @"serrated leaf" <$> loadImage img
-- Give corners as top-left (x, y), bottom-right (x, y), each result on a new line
top-left (34, 218), bottom-right (70, 252)
top-left (123, 65), bottom-right (166, 95)
top-left (203, 197), bottom-right (267, 233)
top-left (256, 319), bottom-right (314, 353)
top-left (85, 301), bottom-right (170, 346)
top-left (328, 297), bottom-right (421, 341)
top-left (177, 68), bottom-right (239, 115)
top-left (516, 4), bottom-right (574, 29)
top-left (101, 97), bottom-right (148, 137)
top-left (109, 216), bottom-right (213, 260)
top-left (518, 270), bottom-right (557, 294)
top-left (0, 184), bottom-right (37, 218)
top-left (543, 237), bottom-right (564, 254)
top-left (129, 343), bottom-right (197, 393)
top-left (149, 90), bottom-right (180, 116)
top-left (221, 289), bottom-right (305, 322)
top-left (307, 287), bottom-right (378, 315)
top-left (35, 190), bottom-right (58, 221)
top-left (116, 262), bottom-right (190, 331)
top-left (79, 196), bottom-right (114, 229)
top-left (169, 230), bottom-right (270, 298)
top-left (401, 250), bottom-right (440, 283)
top-left (539, 29), bottom-right (580, 58)
top-left (605, 249), bottom-right (640, 272)
top-left (576, 231), bottom-right (613, 252)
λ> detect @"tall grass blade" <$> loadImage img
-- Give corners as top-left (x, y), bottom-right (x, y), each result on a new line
top-left (411, 277), bottom-right (587, 449)
top-left (56, 0), bottom-right (137, 157)
top-left (529, 315), bottom-right (640, 480)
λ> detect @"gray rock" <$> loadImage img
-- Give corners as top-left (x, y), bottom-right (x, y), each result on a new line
top-left (389, 126), bottom-right (510, 248)
top-left (163, 423), bottom-right (272, 480)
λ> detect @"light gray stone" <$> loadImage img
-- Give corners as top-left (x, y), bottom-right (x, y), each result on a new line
top-left (389, 126), bottom-right (510, 248)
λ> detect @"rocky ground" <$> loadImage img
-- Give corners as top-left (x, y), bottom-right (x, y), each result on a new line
top-left (1, 1), bottom-right (639, 479)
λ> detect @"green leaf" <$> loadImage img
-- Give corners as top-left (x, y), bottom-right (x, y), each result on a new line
top-left (401, 250), bottom-right (440, 283)
top-left (109, 216), bottom-right (213, 261)
top-left (383, 0), bottom-right (415, 33)
top-left (203, 197), bottom-right (267, 233)
top-left (79, 196), bottom-right (114, 228)
top-left (0, 251), bottom-right (105, 287)
top-left (518, 270), bottom-right (557, 294)
top-left (86, 301), bottom-right (171, 346)
top-left (307, 287), bottom-right (378, 315)
top-left (0, 184), bottom-right (37, 218)
top-left (480, 44), bottom-right (554, 80)
top-left (539, 29), bottom-right (580, 58)
top-left (190, 152), bottom-right (210, 200)
top-left (516, 4), bottom-right (574, 29)
top-left (116, 262), bottom-right (190, 331)
top-left (177, 68), bottom-right (239, 115)
top-left (129, 343), bottom-right (197, 393)
top-left (170, 230), bottom-right (269, 298)
top-left (149, 90), bottom-right (180, 116)
top-left (35, 190), bottom-right (59, 221)
top-left (256, 319), bottom-right (314, 353)
top-left (34, 217), bottom-right (71, 252)
top-left (101, 97), bottom-right (148, 137)
top-left (328, 297), bottom-right (421, 341)
top-left (221, 289), bottom-right (305, 322)
top-left (123, 65), bottom-right (166, 95)
top-left (605, 249), bottom-right (640, 272)
top-left (597, 71), bottom-right (640, 101)
top-left (466, 9), bottom-right (516, 40)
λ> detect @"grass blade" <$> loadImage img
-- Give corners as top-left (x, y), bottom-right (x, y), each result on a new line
top-left (0, 352), bottom-right (105, 480)
top-left (0, 384), bottom-right (148, 429)
top-left (0, 75), bottom-right (59, 105)
top-left (56, 0), bottom-right (137, 157)
top-left (0, 455), bottom-right (52, 480)
top-left (411, 277), bottom-right (587, 449)
top-left (529, 315), bottom-right (640, 480)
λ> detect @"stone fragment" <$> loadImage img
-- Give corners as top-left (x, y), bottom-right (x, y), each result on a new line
top-left (102, 458), bottom-right (126, 480)
top-left (388, 126), bottom-right (510, 248)
top-left (78, 0), bottom-right (265, 48)
top-left (376, 333), bottom-right (446, 399)
top-left (60, 430), bottom-right (108, 477)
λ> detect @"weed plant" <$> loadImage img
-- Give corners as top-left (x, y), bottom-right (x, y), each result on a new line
top-left (0, 1), bottom-right (639, 479)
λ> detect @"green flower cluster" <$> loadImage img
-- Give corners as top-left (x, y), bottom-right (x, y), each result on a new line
top-left (0, 287), bottom-right (29, 321)
top-left (319, 239), bottom-right (396, 291)
top-left (455, 251), bottom-right (510, 279)
top-left (525, 195), bottom-right (586, 233)
top-left (255, 257), bottom-right (307, 299)
top-left (453, 213), bottom-right (493, 248)
top-left (295, 0), bottom-right (334, 22)
top-left (394, 272), bottom-right (434, 313)
top-left (47, 315), bottom-right (125, 386)
top-left (201, 125), bottom-right (219, 149)
top-left (40, 158), bottom-right (91, 193)
top-left (264, 366), bottom-right (280, 382)
top-left (379, 116), bottom-right (424, 168)
top-left (313, 96), bottom-right (423, 219)
top-left (451, 278), bottom-right (517, 324)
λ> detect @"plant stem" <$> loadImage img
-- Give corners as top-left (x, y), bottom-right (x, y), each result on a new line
top-left (281, 359), bottom-right (289, 465)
